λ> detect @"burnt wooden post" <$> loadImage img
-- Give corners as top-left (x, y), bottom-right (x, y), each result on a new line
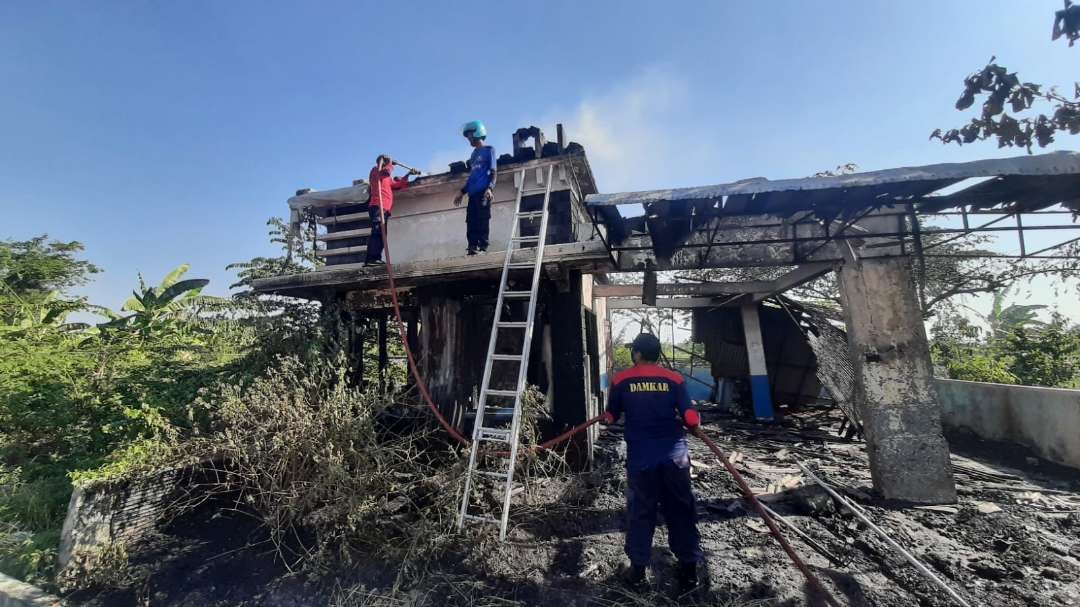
top-left (406, 311), bottom-right (419, 355)
top-left (549, 271), bottom-right (592, 467)
top-left (405, 310), bottom-right (419, 390)
top-left (417, 288), bottom-right (469, 424)
top-left (347, 312), bottom-right (365, 388)
top-left (377, 315), bottom-right (389, 394)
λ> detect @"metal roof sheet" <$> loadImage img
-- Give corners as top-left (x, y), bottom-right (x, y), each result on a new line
top-left (585, 151), bottom-right (1080, 210)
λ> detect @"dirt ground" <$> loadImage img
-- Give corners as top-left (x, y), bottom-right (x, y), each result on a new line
top-left (68, 404), bottom-right (1080, 606)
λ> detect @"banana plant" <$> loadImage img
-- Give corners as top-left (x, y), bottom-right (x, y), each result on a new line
top-left (0, 289), bottom-right (89, 338)
top-left (982, 287), bottom-right (1047, 341)
top-left (97, 264), bottom-right (218, 342)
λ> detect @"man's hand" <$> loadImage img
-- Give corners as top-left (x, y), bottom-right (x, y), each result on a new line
top-left (409, 168), bottom-right (421, 176)
top-left (683, 409), bottom-right (701, 429)
top-left (453, 192), bottom-right (464, 207)
top-left (483, 187), bottom-right (494, 203)
top-left (600, 411), bottom-right (617, 426)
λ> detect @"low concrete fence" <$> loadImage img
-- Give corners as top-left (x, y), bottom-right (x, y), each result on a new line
top-left (57, 458), bottom-right (218, 583)
top-left (58, 466), bottom-right (184, 574)
top-left (0, 572), bottom-right (64, 606)
top-left (935, 378), bottom-right (1080, 469)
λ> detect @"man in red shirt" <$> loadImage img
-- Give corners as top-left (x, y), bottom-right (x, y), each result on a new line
top-left (365, 154), bottom-right (419, 266)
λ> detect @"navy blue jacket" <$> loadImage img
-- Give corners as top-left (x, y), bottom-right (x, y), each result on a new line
top-left (463, 146), bottom-right (496, 194)
top-left (607, 363), bottom-right (692, 471)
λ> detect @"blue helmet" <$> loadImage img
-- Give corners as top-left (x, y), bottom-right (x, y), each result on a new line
top-left (461, 120), bottom-right (487, 140)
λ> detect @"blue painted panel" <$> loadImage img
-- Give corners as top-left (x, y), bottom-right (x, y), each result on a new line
top-left (749, 374), bottom-right (775, 420)
top-left (684, 369), bottom-right (715, 401)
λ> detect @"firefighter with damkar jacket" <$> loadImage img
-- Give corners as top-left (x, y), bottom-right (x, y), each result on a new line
top-left (601, 332), bottom-right (704, 593)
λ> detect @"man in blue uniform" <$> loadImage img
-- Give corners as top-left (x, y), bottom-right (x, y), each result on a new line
top-left (453, 120), bottom-right (497, 255)
top-left (602, 333), bottom-right (704, 592)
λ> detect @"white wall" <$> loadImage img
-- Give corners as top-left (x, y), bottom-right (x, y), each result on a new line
top-left (936, 378), bottom-right (1080, 469)
top-left (383, 161), bottom-right (573, 265)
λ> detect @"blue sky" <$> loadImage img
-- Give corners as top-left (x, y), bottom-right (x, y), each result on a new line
top-left (1, 1), bottom-right (1078, 320)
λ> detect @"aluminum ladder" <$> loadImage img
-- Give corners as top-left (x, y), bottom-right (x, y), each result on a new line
top-left (457, 164), bottom-right (556, 540)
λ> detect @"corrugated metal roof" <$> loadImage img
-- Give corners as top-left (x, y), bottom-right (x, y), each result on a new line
top-left (586, 151), bottom-right (1080, 210)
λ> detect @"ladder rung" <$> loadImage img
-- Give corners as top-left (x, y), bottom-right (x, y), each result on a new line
top-left (473, 475), bottom-right (524, 495)
top-left (517, 211), bottom-right (544, 219)
top-left (496, 321), bottom-right (527, 329)
top-left (503, 291), bottom-right (532, 299)
top-left (491, 354), bottom-right (523, 361)
top-left (478, 427), bottom-right (511, 442)
top-left (485, 389), bottom-right (519, 398)
top-left (519, 188), bottom-right (549, 195)
top-left (512, 236), bottom-right (540, 243)
top-left (462, 514), bottom-right (500, 525)
top-left (507, 262), bottom-right (536, 269)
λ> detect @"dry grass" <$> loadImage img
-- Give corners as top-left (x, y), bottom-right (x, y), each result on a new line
top-left (179, 355), bottom-right (465, 577)
top-left (172, 355), bottom-right (595, 596)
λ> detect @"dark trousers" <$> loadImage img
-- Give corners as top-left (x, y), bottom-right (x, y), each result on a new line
top-left (465, 191), bottom-right (490, 251)
top-left (365, 206), bottom-right (389, 263)
top-left (625, 460), bottom-right (704, 567)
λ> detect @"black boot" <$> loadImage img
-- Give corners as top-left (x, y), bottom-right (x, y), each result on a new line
top-left (622, 563), bottom-right (647, 588)
top-left (676, 561), bottom-right (699, 594)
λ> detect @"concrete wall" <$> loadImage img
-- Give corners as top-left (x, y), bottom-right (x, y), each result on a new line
top-left (58, 463), bottom-right (201, 576)
top-left (936, 378), bottom-right (1080, 469)
top-left (376, 162), bottom-right (577, 265)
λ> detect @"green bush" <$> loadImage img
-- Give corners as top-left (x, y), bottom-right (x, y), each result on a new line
top-left (0, 528), bottom-right (59, 585)
top-left (1004, 315), bottom-right (1080, 388)
top-left (932, 303), bottom-right (1080, 388)
top-left (0, 465), bottom-right (69, 586)
top-left (946, 353), bottom-right (1019, 384)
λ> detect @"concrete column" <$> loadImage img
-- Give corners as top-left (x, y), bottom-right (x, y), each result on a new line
top-left (740, 304), bottom-right (775, 421)
top-left (838, 256), bottom-right (957, 504)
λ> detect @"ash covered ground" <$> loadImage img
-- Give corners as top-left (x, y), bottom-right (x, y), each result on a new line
top-left (69, 405), bottom-right (1080, 606)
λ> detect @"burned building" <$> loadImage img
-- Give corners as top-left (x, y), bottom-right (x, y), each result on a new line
top-left (254, 126), bottom-right (613, 458)
top-left (587, 151), bottom-right (1080, 504)
top-left (258, 136), bottom-right (1080, 507)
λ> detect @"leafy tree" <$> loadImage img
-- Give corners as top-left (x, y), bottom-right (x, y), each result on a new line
top-left (0, 220), bottom-right (334, 586)
top-left (931, 294), bottom-right (1080, 387)
top-left (0, 236), bottom-right (99, 324)
top-left (228, 217), bottom-right (319, 327)
top-left (229, 217), bottom-right (319, 291)
top-left (0, 236), bottom-right (99, 296)
top-left (1003, 312), bottom-right (1080, 387)
top-left (931, 4), bottom-right (1080, 151)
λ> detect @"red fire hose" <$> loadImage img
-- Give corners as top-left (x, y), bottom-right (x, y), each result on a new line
top-left (691, 426), bottom-right (843, 607)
